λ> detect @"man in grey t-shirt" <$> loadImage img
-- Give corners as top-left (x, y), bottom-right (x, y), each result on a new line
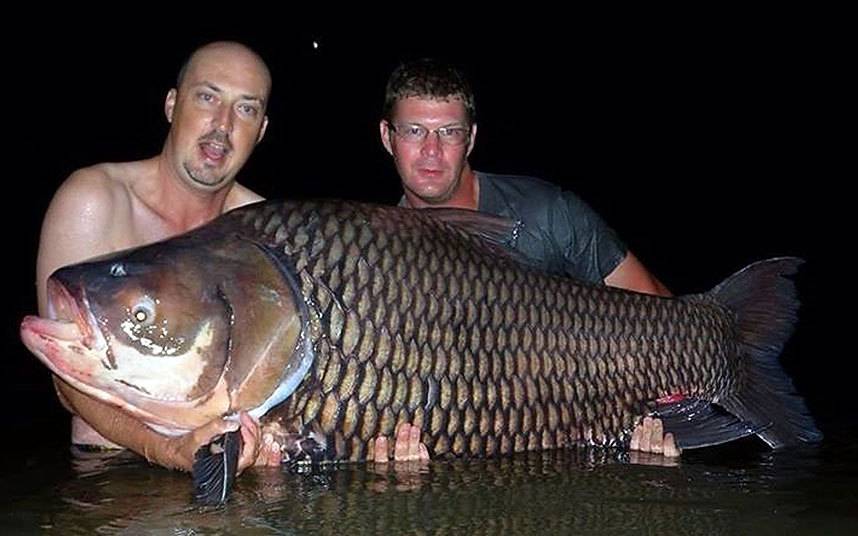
top-left (375, 59), bottom-right (676, 462)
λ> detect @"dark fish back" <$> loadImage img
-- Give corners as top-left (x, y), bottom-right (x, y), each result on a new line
top-left (228, 200), bottom-right (741, 461)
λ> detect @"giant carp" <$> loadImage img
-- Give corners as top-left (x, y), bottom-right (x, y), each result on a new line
top-left (20, 199), bottom-right (821, 503)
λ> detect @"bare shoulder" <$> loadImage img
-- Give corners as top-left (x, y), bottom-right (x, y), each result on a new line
top-left (226, 182), bottom-right (265, 211)
top-left (36, 163), bottom-right (139, 313)
top-left (47, 163), bottom-right (135, 220)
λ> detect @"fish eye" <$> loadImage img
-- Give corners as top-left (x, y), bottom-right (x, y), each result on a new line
top-left (130, 297), bottom-right (156, 326)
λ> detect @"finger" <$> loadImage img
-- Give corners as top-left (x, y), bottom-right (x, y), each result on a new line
top-left (630, 421), bottom-right (642, 451)
top-left (236, 414), bottom-right (261, 472)
top-left (394, 423), bottom-right (410, 462)
top-left (366, 438), bottom-right (376, 462)
top-left (260, 435), bottom-right (282, 467)
top-left (239, 412), bottom-right (259, 435)
top-left (238, 416), bottom-right (259, 450)
top-left (418, 442), bottom-right (430, 462)
top-left (408, 425), bottom-right (421, 462)
top-left (253, 434), bottom-right (270, 467)
top-left (254, 435), bottom-right (271, 467)
top-left (663, 433), bottom-right (681, 458)
top-left (639, 417), bottom-right (653, 453)
top-left (650, 418), bottom-right (664, 455)
top-left (375, 436), bottom-right (389, 463)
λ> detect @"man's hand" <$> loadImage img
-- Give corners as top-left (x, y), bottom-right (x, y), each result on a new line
top-left (254, 424), bottom-right (285, 467)
top-left (151, 412), bottom-right (263, 473)
top-left (369, 422), bottom-right (430, 463)
top-left (630, 416), bottom-right (681, 457)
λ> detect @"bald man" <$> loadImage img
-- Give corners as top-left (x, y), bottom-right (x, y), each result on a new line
top-left (36, 41), bottom-right (271, 472)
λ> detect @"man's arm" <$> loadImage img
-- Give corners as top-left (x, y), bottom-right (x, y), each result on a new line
top-left (36, 170), bottom-right (261, 471)
top-left (604, 251), bottom-right (672, 297)
top-left (56, 379), bottom-right (261, 470)
top-left (549, 190), bottom-right (671, 298)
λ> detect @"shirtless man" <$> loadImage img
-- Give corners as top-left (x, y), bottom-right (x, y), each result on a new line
top-left (36, 41), bottom-right (271, 472)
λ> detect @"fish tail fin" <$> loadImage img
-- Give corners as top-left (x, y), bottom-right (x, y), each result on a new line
top-left (710, 257), bottom-right (822, 447)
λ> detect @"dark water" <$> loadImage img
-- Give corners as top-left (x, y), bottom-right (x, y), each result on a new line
top-left (2, 425), bottom-right (856, 535)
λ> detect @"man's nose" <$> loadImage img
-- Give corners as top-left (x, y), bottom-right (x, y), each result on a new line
top-left (213, 105), bottom-right (234, 133)
top-left (420, 129), bottom-right (442, 155)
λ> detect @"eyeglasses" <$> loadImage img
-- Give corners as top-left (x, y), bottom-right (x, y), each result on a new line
top-left (388, 122), bottom-right (471, 146)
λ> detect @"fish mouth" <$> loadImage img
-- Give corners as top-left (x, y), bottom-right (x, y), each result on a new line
top-left (46, 278), bottom-right (106, 351)
top-left (20, 280), bottom-right (212, 434)
top-left (19, 277), bottom-right (108, 381)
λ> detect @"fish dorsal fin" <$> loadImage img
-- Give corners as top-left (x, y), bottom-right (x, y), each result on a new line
top-left (418, 207), bottom-right (534, 267)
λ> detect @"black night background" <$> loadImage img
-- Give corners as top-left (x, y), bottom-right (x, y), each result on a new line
top-left (1, 14), bottom-right (849, 473)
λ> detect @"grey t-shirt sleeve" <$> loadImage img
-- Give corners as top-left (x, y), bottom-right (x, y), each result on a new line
top-left (477, 171), bottom-right (627, 283)
top-left (548, 190), bottom-right (627, 282)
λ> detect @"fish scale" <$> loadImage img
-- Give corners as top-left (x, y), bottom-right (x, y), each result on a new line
top-left (231, 200), bottom-right (751, 459)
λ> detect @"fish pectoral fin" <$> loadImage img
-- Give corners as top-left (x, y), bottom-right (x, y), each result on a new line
top-left (192, 430), bottom-right (243, 506)
top-left (654, 398), bottom-right (762, 450)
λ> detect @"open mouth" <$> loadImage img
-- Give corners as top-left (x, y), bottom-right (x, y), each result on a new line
top-left (200, 142), bottom-right (228, 161)
top-left (46, 279), bottom-right (104, 350)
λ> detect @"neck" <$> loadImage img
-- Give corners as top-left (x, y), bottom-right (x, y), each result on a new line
top-left (143, 156), bottom-right (234, 233)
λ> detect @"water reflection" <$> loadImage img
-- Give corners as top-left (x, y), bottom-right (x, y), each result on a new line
top-left (2, 438), bottom-right (856, 535)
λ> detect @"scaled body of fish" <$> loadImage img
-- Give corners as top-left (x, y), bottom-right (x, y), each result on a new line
top-left (21, 199), bottom-right (821, 467)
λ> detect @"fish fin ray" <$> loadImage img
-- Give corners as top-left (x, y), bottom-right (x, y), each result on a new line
top-left (708, 257), bottom-right (823, 447)
top-left (192, 430), bottom-right (242, 506)
top-left (418, 208), bottom-right (537, 267)
top-left (655, 398), bottom-right (762, 449)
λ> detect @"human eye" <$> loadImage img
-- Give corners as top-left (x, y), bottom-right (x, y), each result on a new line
top-left (237, 102), bottom-right (259, 118)
top-left (440, 126), bottom-right (467, 143)
top-left (195, 91), bottom-right (218, 106)
top-left (399, 124), bottom-right (426, 141)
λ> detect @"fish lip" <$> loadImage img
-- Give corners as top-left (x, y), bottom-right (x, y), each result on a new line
top-left (47, 279), bottom-right (106, 351)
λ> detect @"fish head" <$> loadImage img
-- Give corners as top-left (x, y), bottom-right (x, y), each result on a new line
top-left (21, 228), bottom-right (307, 434)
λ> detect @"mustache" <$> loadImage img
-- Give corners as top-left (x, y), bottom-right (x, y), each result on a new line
top-left (199, 130), bottom-right (233, 151)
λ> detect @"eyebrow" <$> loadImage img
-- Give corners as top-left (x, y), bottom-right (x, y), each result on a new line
top-left (196, 82), bottom-right (267, 106)
top-left (401, 121), bottom-right (468, 128)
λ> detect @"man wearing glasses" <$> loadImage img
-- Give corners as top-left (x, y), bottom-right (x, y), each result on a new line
top-left (373, 58), bottom-right (678, 462)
